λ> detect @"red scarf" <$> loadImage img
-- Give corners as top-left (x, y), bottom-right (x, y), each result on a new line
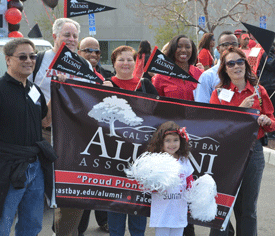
top-left (111, 76), bottom-right (142, 91)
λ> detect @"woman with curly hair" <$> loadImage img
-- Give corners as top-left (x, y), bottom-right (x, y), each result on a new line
top-left (146, 121), bottom-right (193, 236)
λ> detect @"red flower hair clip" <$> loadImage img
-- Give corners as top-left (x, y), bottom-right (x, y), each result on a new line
top-left (165, 127), bottom-right (189, 142)
top-left (177, 127), bottom-right (189, 142)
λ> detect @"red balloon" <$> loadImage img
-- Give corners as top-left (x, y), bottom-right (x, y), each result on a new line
top-left (8, 31), bottom-right (24, 38)
top-left (5, 8), bottom-right (22, 25)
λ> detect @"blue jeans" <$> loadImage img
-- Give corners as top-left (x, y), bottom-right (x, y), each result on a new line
top-left (210, 140), bottom-right (264, 236)
top-left (0, 159), bottom-right (44, 236)
top-left (108, 211), bottom-right (147, 236)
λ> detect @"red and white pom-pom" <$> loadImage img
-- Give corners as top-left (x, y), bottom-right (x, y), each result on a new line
top-left (124, 152), bottom-right (182, 194)
top-left (184, 174), bottom-right (217, 222)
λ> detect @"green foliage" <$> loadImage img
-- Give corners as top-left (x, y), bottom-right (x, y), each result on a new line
top-left (34, 4), bottom-right (64, 44)
top-left (149, 5), bottom-right (196, 49)
top-left (152, 19), bottom-right (196, 49)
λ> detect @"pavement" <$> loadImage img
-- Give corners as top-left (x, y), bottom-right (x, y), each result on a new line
top-left (10, 145), bottom-right (275, 236)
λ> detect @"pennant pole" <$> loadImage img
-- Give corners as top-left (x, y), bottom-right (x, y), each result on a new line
top-left (194, 0), bottom-right (199, 47)
top-left (143, 46), bottom-right (158, 73)
top-left (256, 55), bottom-right (268, 87)
top-left (134, 46), bottom-right (158, 91)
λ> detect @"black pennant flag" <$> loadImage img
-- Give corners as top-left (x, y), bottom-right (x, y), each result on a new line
top-left (144, 46), bottom-right (198, 83)
top-left (242, 22), bottom-right (275, 55)
top-left (64, 0), bottom-right (116, 18)
top-left (28, 23), bottom-right (43, 38)
top-left (49, 42), bottom-right (103, 84)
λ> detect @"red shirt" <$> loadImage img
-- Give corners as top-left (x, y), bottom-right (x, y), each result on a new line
top-left (111, 76), bottom-right (141, 91)
top-left (152, 65), bottom-right (203, 101)
top-left (210, 81), bottom-right (275, 139)
top-left (198, 48), bottom-right (213, 67)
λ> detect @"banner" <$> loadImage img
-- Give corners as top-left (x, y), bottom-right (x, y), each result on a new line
top-left (51, 80), bottom-right (259, 230)
top-left (48, 42), bottom-right (102, 84)
top-left (64, 0), bottom-right (116, 18)
top-left (144, 46), bottom-right (198, 83)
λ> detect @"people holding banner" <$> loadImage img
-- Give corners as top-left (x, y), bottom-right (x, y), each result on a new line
top-left (146, 121), bottom-right (194, 236)
top-left (152, 35), bottom-right (203, 102)
top-left (210, 47), bottom-right (275, 236)
top-left (198, 33), bottom-right (215, 70)
top-left (194, 31), bottom-right (238, 103)
top-left (28, 18), bottom-right (112, 236)
top-left (0, 38), bottom-right (57, 235)
top-left (106, 45), bottom-right (158, 236)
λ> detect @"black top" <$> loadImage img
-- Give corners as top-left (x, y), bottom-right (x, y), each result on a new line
top-left (108, 77), bottom-right (159, 95)
top-left (95, 64), bottom-right (114, 79)
top-left (0, 72), bottom-right (48, 146)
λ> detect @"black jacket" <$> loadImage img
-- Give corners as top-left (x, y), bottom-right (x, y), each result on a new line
top-left (95, 65), bottom-right (114, 79)
top-left (0, 139), bottom-right (58, 217)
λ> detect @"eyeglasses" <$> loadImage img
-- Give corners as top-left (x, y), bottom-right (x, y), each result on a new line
top-left (218, 42), bottom-right (238, 47)
top-left (80, 48), bottom-right (101, 54)
top-left (225, 58), bottom-right (245, 68)
top-left (11, 54), bottom-right (37, 61)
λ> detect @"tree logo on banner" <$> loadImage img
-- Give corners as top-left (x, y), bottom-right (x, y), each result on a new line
top-left (88, 96), bottom-right (147, 137)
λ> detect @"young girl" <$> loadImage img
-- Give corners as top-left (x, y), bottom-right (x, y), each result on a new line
top-left (146, 121), bottom-right (194, 236)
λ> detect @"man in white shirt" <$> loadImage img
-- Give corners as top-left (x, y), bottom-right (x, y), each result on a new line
top-left (28, 18), bottom-right (99, 236)
top-left (194, 31), bottom-right (238, 103)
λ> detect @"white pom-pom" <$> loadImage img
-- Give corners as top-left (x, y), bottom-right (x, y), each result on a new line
top-left (185, 174), bottom-right (217, 222)
top-left (125, 152), bottom-right (182, 194)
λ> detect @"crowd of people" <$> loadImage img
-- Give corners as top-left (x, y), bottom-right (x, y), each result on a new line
top-left (0, 16), bottom-right (275, 236)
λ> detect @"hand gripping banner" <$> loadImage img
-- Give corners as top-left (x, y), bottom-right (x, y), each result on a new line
top-left (51, 79), bottom-right (259, 230)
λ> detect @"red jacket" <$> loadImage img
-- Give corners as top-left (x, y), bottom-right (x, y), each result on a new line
top-left (210, 81), bottom-right (275, 139)
top-left (152, 65), bottom-right (203, 101)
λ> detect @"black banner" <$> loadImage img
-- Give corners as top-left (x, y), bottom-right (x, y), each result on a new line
top-left (49, 42), bottom-right (102, 84)
top-left (144, 46), bottom-right (198, 83)
top-left (64, 0), bottom-right (116, 18)
top-left (52, 80), bottom-right (259, 230)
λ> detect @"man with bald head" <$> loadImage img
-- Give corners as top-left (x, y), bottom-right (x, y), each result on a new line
top-left (78, 37), bottom-right (113, 79)
top-left (77, 37), bottom-right (113, 235)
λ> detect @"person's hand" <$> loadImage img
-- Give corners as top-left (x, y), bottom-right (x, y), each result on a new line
top-left (196, 62), bottom-right (204, 71)
top-left (257, 114), bottom-right (272, 127)
top-left (56, 74), bottom-right (68, 82)
top-left (239, 93), bottom-right (257, 108)
top-left (103, 80), bottom-right (113, 87)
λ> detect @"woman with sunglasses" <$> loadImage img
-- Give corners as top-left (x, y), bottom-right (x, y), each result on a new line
top-left (210, 47), bottom-right (275, 236)
top-left (198, 33), bottom-right (215, 70)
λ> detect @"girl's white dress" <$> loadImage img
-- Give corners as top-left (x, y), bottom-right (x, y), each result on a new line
top-left (149, 157), bottom-right (194, 228)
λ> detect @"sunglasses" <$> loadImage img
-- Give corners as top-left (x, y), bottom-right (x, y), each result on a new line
top-left (225, 58), bottom-right (245, 68)
top-left (11, 54), bottom-right (37, 61)
top-left (80, 48), bottom-right (101, 54)
top-left (218, 42), bottom-right (238, 47)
